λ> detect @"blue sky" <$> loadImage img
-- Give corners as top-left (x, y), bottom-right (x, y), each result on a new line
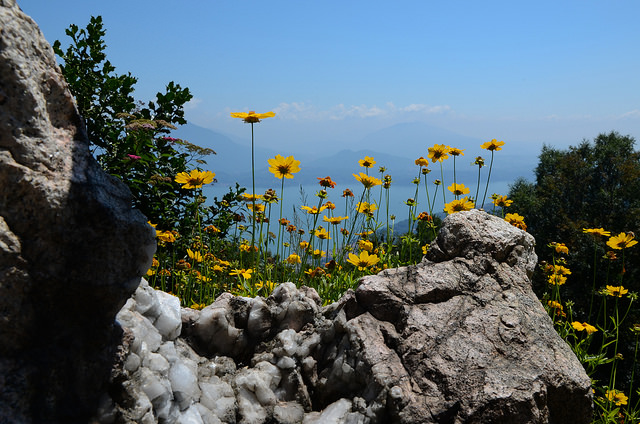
top-left (18, 0), bottom-right (640, 156)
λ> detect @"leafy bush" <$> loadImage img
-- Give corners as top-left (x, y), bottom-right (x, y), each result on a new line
top-left (52, 16), bottom-right (214, 228)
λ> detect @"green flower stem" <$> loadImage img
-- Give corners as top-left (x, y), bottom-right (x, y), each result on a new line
top-left (474, 164), bottom-right (482, 207)
top-left (432, 184), bottom-right (439, 216)
top-left (342, 188), bottom-right (368, 263)
top-left (258, 218), bottom-right (266, 275)
top-left (550, 253), bottom-right (563, 321)
top-left (376, 172), bottom-right (384, 222)
top-left (331, 224), bottom-right (339, 260)
top-left (588, 240), bottom-right (598, 322)
top-left (453, 156), bottom-right (458, 200)
top-left (423, 173), bottom-right (433, 216)
top-left (344, 196), bottom-right (350, 221)
top-left (481, 151), bottom-right (495, 208)
top-left (263, 203), bottom-right (273, 270)
top-left (608, 298), bottom-right (621, 394)
top-left (597, 295), bottom-right (609, 357)
top-left (409, 182), bottom-right (420, 235)
top-left (385, 187), bottom-right (391, 260)
top-left (629, 333), bottom-right (639, 408)
top-left (275, 177), bottom-right (285, 262)
top-left (439, 162), bottom-right (446, 206)
top-left (296, 197), bottom-right (324, 283)
top-left (250, 122), bottom-right (257, 269)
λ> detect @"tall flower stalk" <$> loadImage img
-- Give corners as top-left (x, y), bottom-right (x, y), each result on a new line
top-left (231, 111), bottom-right (275, 267)
top-left (427, 144), bottom-right (450, 207)
top-left (473, 156), bottom-right (485, 205)
top-left (449, 147), bottom-right (464, 196)
top-left (583, 227), bottom-right (611, 321)
top-left (479, 139), bottom-right (505, 208)
top-left (267, 154), bottom-right (301, 264)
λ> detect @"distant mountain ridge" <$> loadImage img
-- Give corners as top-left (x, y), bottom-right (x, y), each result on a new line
top-left (358, 121), bottom-right (484, 153)
top-left (173, 123), bottom-right (537, 189)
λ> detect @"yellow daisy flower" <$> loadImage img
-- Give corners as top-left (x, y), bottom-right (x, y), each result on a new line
top-left (358, 156), bottom-right (376, 168)
top-left (480, 139), bottom-right (505, 151)
top-left (443, 197), bottom-right (474, 214)
top-left (230, 110), bottom-right (275, 123)
top-left (353, 172), bottom-right (382, 189)
top-left (605, 285), bottom-right (628, 297)
top-left (187, 249), bottom-right (203, 263)
top-left (447, 183), bottom-right (470, 196)
top-left (427, 144), bottom-right (450, 162)
top-left (175, 169), bottom-right (215, 189)
top-left (268, 154), bottom-right (301, 179)
top-left (606, 232), bottom-right (638, 250)
top-left (347, 251), bottom-right (380, 270)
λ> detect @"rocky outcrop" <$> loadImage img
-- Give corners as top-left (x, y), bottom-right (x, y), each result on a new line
top-left (0, 1), bottom-right (156, 422)
top-left (97, 210), bottom-right (593, 424)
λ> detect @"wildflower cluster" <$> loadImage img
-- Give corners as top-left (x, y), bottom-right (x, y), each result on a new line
top-left (540, 229), bottom-right (640, 423)
top-left (147, 129), bottom-right (517, 307)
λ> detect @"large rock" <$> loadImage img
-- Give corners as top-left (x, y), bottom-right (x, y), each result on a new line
top-left (99, 210), bottom-right (592, 423)
top-left (0, 1), bottom-right (156, 422)
top-left (336, 209), bottom-right (593, 423)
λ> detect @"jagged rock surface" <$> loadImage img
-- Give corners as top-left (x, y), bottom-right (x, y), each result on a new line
top-left (98, 210), bottom-right (593, 424)
top-left (0, 1), bottom-right (156, 422)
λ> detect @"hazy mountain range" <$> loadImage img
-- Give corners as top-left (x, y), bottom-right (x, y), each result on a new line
top-left (174, 122), bottom-right (538, 190)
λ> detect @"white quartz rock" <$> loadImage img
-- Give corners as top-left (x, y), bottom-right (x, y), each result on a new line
top-left (274, 402), bottom-right (305, 424)
top-left (143, 351), bottom-right (170, 376)
top-left (123, 352), bottom-right (141, 373)
top-left (154, 290), bottom-right (182, 340)
top-left (133, 279), bottom-right (160, 317)
top-left (303, 398), bottom-right (352, 424)
top-left (139, 367), bottom-right (172, 408)
top-left (236, 386), bottom-right (267, 424)
top-left (117, 308), bottom-right (162, 354)
top-left (236, 366), bottom-right (277, 407)
top-left (199, 377), bottom-right (236, 421)
top-left (195, 404), bottom-right (223, 424)
top-left (277, 329), bottom-right (298, 357)
top-left (169, 362), bottom-right (201, 410)
top-left (175, 404), bottom-right (205, 424)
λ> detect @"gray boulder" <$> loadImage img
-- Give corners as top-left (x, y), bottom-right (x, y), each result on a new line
top-left (324, 209), bottom-right (593, 423)
top-left (0, 1), bottom-right (156, 422)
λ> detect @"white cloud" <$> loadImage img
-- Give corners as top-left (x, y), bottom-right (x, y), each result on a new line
top-left (619, 110), bottom-right (640, 119)
top-left (327, 104), bottom-right (386, 119)
top-left (272, 102), bottom-right (316, 119)
top-left (272, 101), bottom-right (451, 121)
top-left (184, 98), bottom-right (203, 111)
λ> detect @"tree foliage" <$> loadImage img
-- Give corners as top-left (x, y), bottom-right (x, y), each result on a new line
top-left (508, 131), bottom-right (640, 305)
top-left (52, 16), bottom-right (215, 228)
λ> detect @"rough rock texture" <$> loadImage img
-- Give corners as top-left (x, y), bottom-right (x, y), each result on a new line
top-left (98, 210), bottom-right (593, 424)
top-left (0, 1), bottom-right (156, 422)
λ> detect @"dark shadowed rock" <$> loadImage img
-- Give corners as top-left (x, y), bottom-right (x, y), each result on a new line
top-left (0, 1), bottom-right (156, 422)
top-left (99, 210), bottom-right (592, 423)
